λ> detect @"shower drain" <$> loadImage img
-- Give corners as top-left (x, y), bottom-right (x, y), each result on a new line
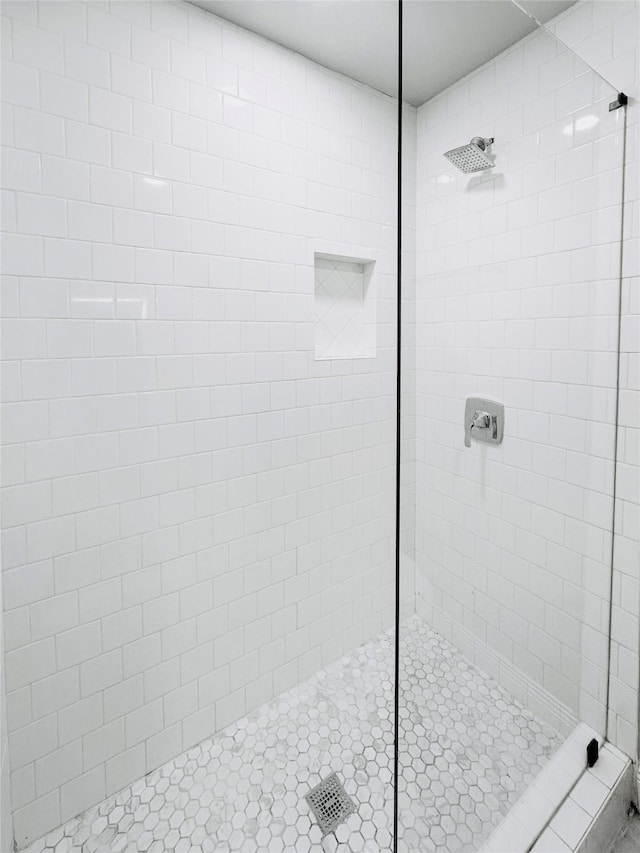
top-left (304, 771), bottom-right (357, 836)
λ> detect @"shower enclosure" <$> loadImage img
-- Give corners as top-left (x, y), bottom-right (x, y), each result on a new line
top-left (0, 1), bottom-right (637, 852)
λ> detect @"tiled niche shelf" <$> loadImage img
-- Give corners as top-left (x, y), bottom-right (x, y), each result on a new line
top-left (314, 253), bottom-right (376, 360)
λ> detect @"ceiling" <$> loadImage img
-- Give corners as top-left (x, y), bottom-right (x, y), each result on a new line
top-left (191, 1), bottom-right (575, 106)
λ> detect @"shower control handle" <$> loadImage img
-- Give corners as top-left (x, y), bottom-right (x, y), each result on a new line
top-left (464, 398), bottom-right (504, 447)
top-left (465, 410), bottom-right (495, 446)
top-left (471, 411), bottom-right (492, 432)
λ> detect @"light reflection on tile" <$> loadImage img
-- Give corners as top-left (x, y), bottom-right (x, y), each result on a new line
top-left (24, 616), bottom-right (561, 853)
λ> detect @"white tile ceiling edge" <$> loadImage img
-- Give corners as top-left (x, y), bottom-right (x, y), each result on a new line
top-left (189, 0), bottom-right (576, 106)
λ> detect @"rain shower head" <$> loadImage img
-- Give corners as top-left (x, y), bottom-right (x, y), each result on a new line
top-left (444, 137), bottom-right (495, 173)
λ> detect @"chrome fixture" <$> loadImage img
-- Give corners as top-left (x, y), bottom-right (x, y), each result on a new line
top-left (464, 398), bottom-right (504, 447)
top-left (444, 137), bottom-right (495, 173)
top-left (305, 772), bottom-right (356, 836)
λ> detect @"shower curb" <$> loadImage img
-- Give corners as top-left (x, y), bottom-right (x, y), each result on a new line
top-left (535, 746), bottom-right (633, 853)
top-left (479, 725), bottom-right (633, 853)
top-left (573, 760), bottom-right (635, 853)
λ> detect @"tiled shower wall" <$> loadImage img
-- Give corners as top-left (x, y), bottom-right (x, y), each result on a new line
top-left (414, 0), bottom-right (639, 764)
top-left (0, 0), bottom-right (405, 843)
top-left (547, 0), bottom-right (640, 788)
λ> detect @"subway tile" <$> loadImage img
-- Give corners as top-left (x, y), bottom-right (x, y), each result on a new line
top-left (6, 639), bottom-right (57, 692)
top-left (1, 480), bottom-right (51, 528)
top-left (124, 699), bottom-right (163, 749)
top-left (63, 39), bottom-right (110, 89)
top-left (113, 209), bottom-right (154, 248)
top-left (80, 650), bottom-right (123, 699)
top-left (35, 740), bottom-right (82, 797)
top-left (111, 55), bottom-right (152, 102)
top-left (42, 155), bottom-right (90, 201)
top-left (3, 559), bottom-right (53, 610)
top-left (13, 20), bottom-right (63, 73)
top-left (89, 87), bottom-right (132, 133)
top-left (102, 609), bottom-right (143, 655)
top-left (43, 238), bottom-right (91, 279)
top-left (131, 24), bottom-right (169, 72)
top-left (70, 356), bottom-right (116, 394)
top-left (132, 99), bottom-right (171, 142)
top-left (16, 193), bottom-right (66, 239)
top-left (60, 767), bottom-right (105, 825)
top-left (1, 233), bottom-right (44, 276)
top-left (82, 719), bottom-right (124, 771)
top-left (133, 173), bottom-right (171, 213)
top-left (87, 6), bottom-right (130, 58)
top-left (1, 148), bottom-right (42, 193)
top-left (40, 72), bottom-right (88, 122)
top-left (112, 130), bottom-right (152, 175)
top-left (12, 791), bottom-right (60, 851)
top-left (89, 165), bottom-right (133, 207)
top-left (30, 592), bottom-right (79, 641)
top-left (1, 58), bottom-right (39, 108)
top-left (105, 744), bottom-right (145, 799)
top-left (56, 622), bottom-right (101, 669)
top-left (79, 578), bottom-right (122, 623)
top-left (67, 201), bottom-right (112, 243)
top-left (54, 548), bottom-right (100, 593)
top-left (92, 243), bottom-right (134, 283)
top-left (26, 515), bottom-right (75, 562)
top-left (31, 668), bottom-right (80, 720)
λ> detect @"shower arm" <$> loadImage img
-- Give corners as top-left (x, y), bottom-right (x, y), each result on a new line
top-left (471, 136), bottom-right (495, 150)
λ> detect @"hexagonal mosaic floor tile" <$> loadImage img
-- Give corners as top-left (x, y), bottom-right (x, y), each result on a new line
top-left (24, 616), bottom-right (561, 853)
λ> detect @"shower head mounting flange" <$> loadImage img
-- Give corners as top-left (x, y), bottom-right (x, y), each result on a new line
top-left (470, 136), bottom-right (494, 150)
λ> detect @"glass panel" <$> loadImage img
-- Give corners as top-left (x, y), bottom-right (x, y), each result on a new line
top-left (400, 0), bottom-right (625, 848)
top-left (0, 1), bottom-right (399, 850)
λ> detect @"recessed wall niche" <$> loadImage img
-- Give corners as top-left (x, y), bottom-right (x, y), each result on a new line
top-left (313, 253), bottom-right (377, 360)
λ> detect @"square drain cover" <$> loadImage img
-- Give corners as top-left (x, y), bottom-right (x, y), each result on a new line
top-left (305, 771), bottom-right (356, 836)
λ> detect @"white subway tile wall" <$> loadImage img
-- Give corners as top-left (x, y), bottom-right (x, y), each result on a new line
top-left (0, 0), bottom-right (402, 843)
top-left (414, 5), bottom-right (637, 750)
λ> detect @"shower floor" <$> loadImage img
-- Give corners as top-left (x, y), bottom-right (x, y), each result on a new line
top-left (25, 616), bottom-right (561, 853)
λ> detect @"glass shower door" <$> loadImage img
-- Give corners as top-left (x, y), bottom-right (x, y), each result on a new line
top-left (398, 1), bottom-right (627, 849)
